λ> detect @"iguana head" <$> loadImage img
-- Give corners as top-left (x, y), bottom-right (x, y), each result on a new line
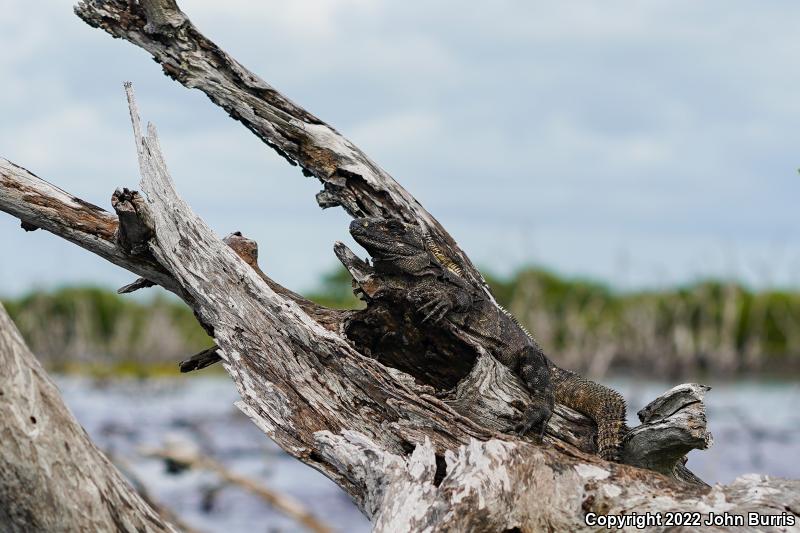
top-left (349, 217), bottom-right (429, 274)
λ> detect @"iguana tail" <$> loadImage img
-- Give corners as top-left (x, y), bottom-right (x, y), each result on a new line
top-left (550, 366), bottom-right (628, 461)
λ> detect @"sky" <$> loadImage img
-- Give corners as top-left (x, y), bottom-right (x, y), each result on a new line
top-left (1, 0), bottom-right (799, 297)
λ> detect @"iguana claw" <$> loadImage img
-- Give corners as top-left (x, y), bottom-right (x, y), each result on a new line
top-left (418, 295), bottom-right (451, 323)
top-left (505, 404), bottom-right (551, 442)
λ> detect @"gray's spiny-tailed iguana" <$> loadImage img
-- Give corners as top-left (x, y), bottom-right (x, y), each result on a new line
top-left (348, 217), bottom-right (628, 461)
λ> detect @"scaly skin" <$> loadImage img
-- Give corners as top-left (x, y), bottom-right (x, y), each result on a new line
top-left (349, 217), bottom-right (628, 461)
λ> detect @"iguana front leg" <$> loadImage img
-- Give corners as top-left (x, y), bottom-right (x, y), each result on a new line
top-left (505, 346), bottom-right (555, 441)
top-left (411, 281), bottom-right (473, 324)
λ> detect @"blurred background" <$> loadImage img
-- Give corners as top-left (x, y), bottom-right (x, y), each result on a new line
top-left (2, 1), bottom-right (799, 531)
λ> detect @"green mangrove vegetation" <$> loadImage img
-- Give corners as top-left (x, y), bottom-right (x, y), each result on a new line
top-left (3, 267), bottom-right (799, 378)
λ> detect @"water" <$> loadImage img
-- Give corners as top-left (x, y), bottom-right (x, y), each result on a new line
top-left (57, 376), bottom-right (370, 533)
top-left (56, 376), bottom-right (800, 532)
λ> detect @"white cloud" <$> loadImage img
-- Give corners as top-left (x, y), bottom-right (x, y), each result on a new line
top-left (349, 110), bottom-right (443, 153)
top-left (184, 0), bottom-right (380, 39)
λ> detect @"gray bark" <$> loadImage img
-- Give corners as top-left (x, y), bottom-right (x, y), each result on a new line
top-left (0, 302), bottom-right (175, 532)
top-left (315, 431), bottom-right (800, 533)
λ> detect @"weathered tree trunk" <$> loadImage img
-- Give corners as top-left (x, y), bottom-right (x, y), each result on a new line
top-left (0, 302), bottom-right (176, 532)
top-left (0, 0), bottom-right (798, 531)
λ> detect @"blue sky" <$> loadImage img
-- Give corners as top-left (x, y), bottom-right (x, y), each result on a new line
top-left (1, 0), bottom-right (799, 297)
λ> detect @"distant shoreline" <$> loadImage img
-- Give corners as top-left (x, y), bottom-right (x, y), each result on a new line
top-left (4, 267), bottom-right (800, 380)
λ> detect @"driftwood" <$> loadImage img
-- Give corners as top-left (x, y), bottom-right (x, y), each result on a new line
top-left (0, 0), bottom-right (798, 530)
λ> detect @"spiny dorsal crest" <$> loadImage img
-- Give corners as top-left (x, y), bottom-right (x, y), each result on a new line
top-left (497, 303), bottom-right (535, 341)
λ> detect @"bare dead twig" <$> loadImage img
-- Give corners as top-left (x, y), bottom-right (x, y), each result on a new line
top-left (141, 444), bottom-right (332, 533)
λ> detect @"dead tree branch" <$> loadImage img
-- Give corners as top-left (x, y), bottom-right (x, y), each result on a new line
top-left (0, 159), bottom-right (180, 297)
